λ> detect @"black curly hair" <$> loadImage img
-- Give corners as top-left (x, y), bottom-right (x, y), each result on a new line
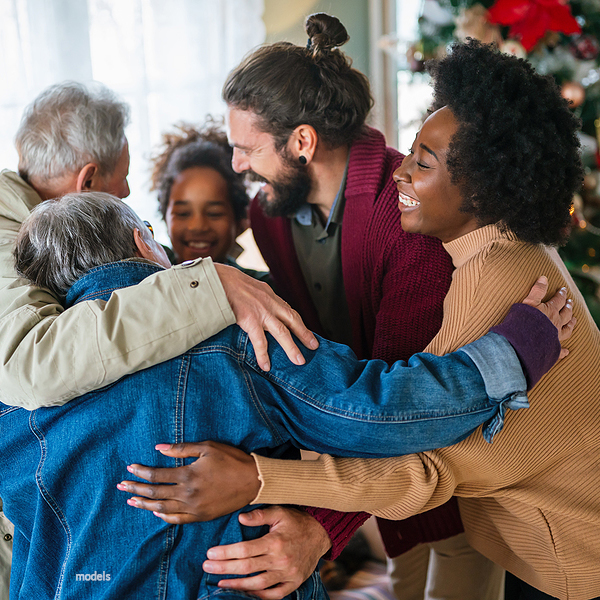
top-left (426, 39), bottom-right (583, 246)
top-left (151, 119), bottom-right (249, 223)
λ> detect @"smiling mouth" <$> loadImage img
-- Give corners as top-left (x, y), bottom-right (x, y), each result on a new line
top-left (186, 241), bottom-right (215, 251)
top-left (398, 191), bottom-right (420, 207)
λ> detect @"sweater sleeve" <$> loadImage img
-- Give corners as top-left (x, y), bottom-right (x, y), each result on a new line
top-left (0, 252), bottom-right (235, 409)
top-left (253, 451), bottom-right (455, 521)
top-left (301, 506), bottom-right (370, 559)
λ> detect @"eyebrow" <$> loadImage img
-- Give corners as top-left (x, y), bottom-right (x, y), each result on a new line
top-left (230, 141), bottom-right (251, 151)
top-left (419, 143), bottom-right (439, 161)
top-left (171, 199), bottom-right (228, 207)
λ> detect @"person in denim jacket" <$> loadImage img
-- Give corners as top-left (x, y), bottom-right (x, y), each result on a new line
top-left (2, 192), bottom-right (567, 599)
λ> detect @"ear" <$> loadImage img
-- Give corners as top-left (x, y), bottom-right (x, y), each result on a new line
top-left (76, 163), bottom-right (101, 192)
top-left (288, 124), bottom-right (318, 164)
top-left (133, 228), bottom-right (153, 260)
top-left (133, 228), bottom-right (172, 269)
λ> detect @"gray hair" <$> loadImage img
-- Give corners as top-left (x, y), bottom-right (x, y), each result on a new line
top-left (15, 81), bottom-right (131, 183)
top-left (14, 192), bottom-right (153, 299)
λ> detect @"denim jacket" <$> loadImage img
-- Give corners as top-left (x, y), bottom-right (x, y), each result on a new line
top-left (0, 260), bottom-right (528, 600)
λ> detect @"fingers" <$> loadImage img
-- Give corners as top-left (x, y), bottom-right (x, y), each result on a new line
top-left (558, 298), bottom-right (574, 328)
top-left (153, 442), bottom-right (205, 458)
top-left (522, 276), bottom-right (548, 307)
top-left (206, 537), bottom-right (269, 562)
top-left (263, 304), bottom-right (319, 358)
top-left (117, 480), bottom-right (180, 500)
top-left (125, 494), bottom-right (182, 513)
top-left (123, 463), bottom-right (184, 484)
top-left (558, 316), bottom-right (576, 358)
top-left (203, 507), bottom-right (328, 600)
top-left (544, 286), bottom-right (568, 314)
top-left (238, 507), bottom-right (271, 527)
top-left (151, 511), bottom-right (197, 524)
top-left (246, 326), bottom-right (271, 371)
top-left (262, 313), bottom-right (305, 369)
top-left (217, 574), bottom-right (296, 599)
top-left (249, 584), bottom-right (297, 600)
top-left (214, 262), bottom-right (318, 372)
top-left (205, 554), bottom-right (276, 576)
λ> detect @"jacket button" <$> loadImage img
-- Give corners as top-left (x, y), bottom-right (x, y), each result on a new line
top-left (3, 533), bottom-right (11, 542)
top-left (190, 281), bottom-right (199, 288)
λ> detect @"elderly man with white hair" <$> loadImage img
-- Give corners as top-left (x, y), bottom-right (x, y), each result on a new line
top-left (0, 81), bottom-right (319, 600)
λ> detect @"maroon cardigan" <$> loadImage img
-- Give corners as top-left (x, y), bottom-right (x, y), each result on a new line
top-left (250, 127), bottom-right (461, 558)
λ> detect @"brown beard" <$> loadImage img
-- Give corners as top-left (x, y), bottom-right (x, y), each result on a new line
top-left (250, 147), bottom-right (312, 218)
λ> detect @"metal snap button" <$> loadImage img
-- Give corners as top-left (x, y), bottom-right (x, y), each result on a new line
top-left (3, 533), bottom-right (12, 542)
top-left (190, 281), bottom-right (199, 288)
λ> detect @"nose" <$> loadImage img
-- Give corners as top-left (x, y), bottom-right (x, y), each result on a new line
top-left (189, 212), bottom-right (210, 233)
top-left (393, 155), bottom-right (411, 184)
top-left (231, 148), bottom-right (249, 174)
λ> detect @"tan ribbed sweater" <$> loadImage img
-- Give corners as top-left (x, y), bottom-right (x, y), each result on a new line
top-left (252, 225), bottom-right (600, 600)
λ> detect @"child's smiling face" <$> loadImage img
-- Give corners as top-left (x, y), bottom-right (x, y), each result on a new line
top-left (165, 166), bottom-right (241, 264)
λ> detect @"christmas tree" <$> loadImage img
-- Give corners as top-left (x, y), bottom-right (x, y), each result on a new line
top-left (406, 0), bottom-right (600, 324)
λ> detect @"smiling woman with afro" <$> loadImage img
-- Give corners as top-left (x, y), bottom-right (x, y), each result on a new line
top-left (427, 38), bottom-right (584, 246)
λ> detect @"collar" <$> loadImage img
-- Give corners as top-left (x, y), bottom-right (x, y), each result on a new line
top-left (294, 153), bottom-right (350, 229)
top-left (65, 259), bottom-right (164, 308)
top-left (443, 224), bottom-right (518, 269)
top-left (0, 170), bottom-right (44, 223)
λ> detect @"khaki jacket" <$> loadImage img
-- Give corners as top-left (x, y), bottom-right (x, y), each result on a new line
top-left (0, 170), bottom-right (235, 410)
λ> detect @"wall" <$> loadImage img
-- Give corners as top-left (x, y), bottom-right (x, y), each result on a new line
top-left (263, 0), bottom-right (370, 77)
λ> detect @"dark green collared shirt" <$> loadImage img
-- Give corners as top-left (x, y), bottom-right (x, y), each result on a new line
top-left (291, 163), bottom-right (353, 346)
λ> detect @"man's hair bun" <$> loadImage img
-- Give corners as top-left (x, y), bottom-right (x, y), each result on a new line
top-left (305, 13), bottom-right (349, 55)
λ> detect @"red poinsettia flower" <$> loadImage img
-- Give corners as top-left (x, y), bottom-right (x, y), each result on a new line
top-left (487, 0), bottom-right (581, 51)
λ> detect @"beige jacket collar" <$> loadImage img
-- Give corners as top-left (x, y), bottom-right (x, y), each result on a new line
top-left (0, 170), bottom-right (43, 224)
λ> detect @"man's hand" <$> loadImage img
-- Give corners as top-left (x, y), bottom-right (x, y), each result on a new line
top-left (522, 276), bottom-right (576, 358)
top-left (214, 263), bottom-right (318, 371)
top-left (203, 506), bottom-right (332, 600)
top-left (117, 441), bottom-right (258, 522)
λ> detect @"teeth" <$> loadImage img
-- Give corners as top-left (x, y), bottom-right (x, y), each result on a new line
top-left (188, 242), bottom-right (211, 249)
top-left (398, 193), bottom-right (419, 207)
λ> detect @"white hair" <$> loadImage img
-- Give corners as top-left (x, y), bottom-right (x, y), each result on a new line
top-left (15, 81), bottom-right (130, 183)
top-left (14, 192), bottom-right (152, 298)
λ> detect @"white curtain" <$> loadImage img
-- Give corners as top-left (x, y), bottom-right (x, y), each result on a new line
top-left (0, 0), bottom-right (265, 240)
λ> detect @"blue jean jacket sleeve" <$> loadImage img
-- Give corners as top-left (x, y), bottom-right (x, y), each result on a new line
top-left (458, 332), bottom-right (529, 443)
top-left (248, 331), bottom-right (528, 457)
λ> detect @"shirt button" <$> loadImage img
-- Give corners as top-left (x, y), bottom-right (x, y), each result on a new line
top-left (190, 281), bottom-right (199, 288)
top-left (3, 533), bottom-right (12, 542)
top-left (314, 282), bottom-right (322, 291)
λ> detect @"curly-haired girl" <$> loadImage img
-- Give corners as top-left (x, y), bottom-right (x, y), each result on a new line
top-left (151, 119), bottom-right (267, 281)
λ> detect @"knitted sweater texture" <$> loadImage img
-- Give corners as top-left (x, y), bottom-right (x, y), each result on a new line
top-left (253, 225), bottom-right (600, 600)
top-left (250, 127), bottom-right (457, 557)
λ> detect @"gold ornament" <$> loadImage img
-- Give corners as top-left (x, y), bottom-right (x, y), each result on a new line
top-left (501, 40), bottom-right (528, 59)
top-left (455, 4), bottom-right (502, 45)
top-left (561, 81), bottom-right (586, 108)
top-left (583, 172), bottom-right (598, 191)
